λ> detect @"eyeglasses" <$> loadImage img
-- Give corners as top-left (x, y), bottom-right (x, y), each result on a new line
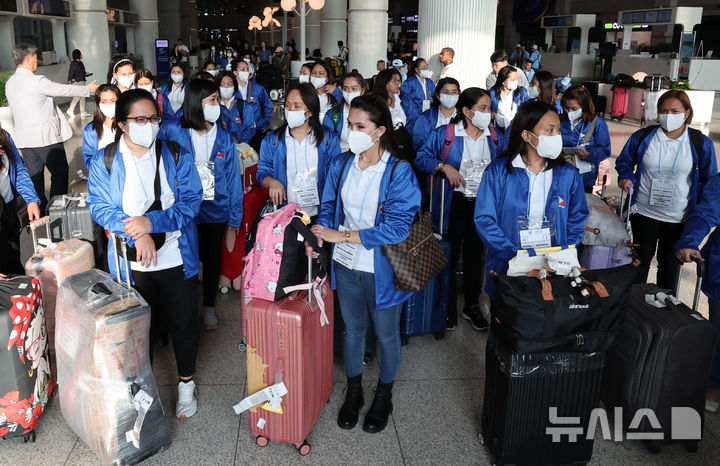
top-left (440, 90), bottom-right (460, 95)
top-left (126, 116), bottom-right (162, 125)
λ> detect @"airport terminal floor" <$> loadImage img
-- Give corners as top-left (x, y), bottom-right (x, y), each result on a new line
top-left (2, 98), bottom-right (720, 466)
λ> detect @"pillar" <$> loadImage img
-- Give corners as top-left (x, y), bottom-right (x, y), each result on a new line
top-left (418, 0), bottom-right (497, 90)
top-left (66, 0), bottom-right (112, 81)
top-left (0, 16), bottom-right (15, 70)
top-left (179, 0), bottom-right (199, 48)
top-left (321, 0), bottom-right (346, 59)
top-left (348, 0), bottom-right (387, 78)
top-left (306, 8), bottom-right (321, 56)
top-left (50, 19), bottom-right (68, 62)
top-left (130, 0), bottom-right (159, 73)
top-left (157, 0), bottom-right (182, 42)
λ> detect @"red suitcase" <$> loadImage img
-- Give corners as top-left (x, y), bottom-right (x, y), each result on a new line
top-left (610, 86), bottom-right (629, 121)
top-left (235, 259), bottom-right (334, 455)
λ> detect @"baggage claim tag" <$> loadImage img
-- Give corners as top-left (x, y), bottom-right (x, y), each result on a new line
top-left (649, 176), bottom-right (675, 208)
top-left (518, 215), bottom-right (553, 249)
top-left (332, 225), bottom-right (357, 269)
top-left (293, 168), bottom-right (320, 208)
top-left (195, 161), bottom-right (216, 200)
top-left (464, 161), bottom-right (489, 199)
top-left (125, 389), bottom-right (154, 448)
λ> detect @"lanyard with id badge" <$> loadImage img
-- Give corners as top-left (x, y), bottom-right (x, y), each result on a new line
top-left (518, 166), bottom-right (556, 249)
top-left (649, 133), bottom-right (685, 209)
top-left (291, 138), bottom-right (320, 208)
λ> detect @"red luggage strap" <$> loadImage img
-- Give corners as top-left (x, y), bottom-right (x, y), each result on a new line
top-left (282, 277), bottom-right (330, 327)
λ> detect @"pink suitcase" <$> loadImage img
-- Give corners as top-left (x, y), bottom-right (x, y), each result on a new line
top-left (240, 258), bottom-right (334, 455)
top-left (23, 217), bottom-right (94, 351)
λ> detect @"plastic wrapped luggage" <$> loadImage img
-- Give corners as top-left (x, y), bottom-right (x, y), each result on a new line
top-left (24, 217), bottom-right (94, 351)
top-left (234, 250), bottom-right (334, 455)
top-left (55, 240), bottom-right (170, 464)
top-left (0, 275), bottom-right (54, 443)
top-left (580, 186), bottom-right (635, 270)
top-left (601, 258), bottom-right (719, 454)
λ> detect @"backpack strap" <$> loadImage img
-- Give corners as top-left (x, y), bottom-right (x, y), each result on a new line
top-left (157, 93), bottom-right (164, 115)
top-left (389, 160), bottom-right (405, 182)
top-left (688, 127), bottom-right (705, 158)
top-left (488, 125), bottom-right (499, 147)
top-left (440, 123), bottom-right (456, 163)
top-left (639, 125), bottom-right (658, 146)
top-left (163, 139), bottom-right (181, 164)
top-left (103, 142), bottom-right (118, 174)
top-left (335, 153), bottom-right (353, 207)
top-left (272, 131), bottom-right (280, 148)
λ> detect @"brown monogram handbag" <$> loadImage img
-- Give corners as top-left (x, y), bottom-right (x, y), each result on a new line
top-left (382, 210), bottom-right (448, 292)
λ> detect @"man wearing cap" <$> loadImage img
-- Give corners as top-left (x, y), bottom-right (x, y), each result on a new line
top-left (529, 44), bottom-right (542, 70)
top-left (392, 58), bottom-right (408, 84)
top-left (271, 46), bottom-right (290, 77)
top-left (510, 44), bottom-right (528, 67)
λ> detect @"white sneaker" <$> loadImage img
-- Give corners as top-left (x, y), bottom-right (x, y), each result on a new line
top-left (66, 109), bottom-right (74, 117)
top-left (203, 307), bottom-right (218, 330)
top-left (176, 380), bottom-right (198, 418)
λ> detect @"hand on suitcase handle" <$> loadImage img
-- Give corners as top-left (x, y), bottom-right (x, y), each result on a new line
top-left (29, 216), bottom-right (50, 229)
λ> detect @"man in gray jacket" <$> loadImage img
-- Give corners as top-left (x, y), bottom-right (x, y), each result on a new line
top-left (485, 49), bottom-right (529, 90)
top-left (6, 44), bottom-right (98, 209)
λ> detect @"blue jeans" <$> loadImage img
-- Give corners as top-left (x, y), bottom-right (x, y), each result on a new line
top-left (709, 299), bottom-right (720, 389)
top-left (334, 263), bottom-right (403, 383)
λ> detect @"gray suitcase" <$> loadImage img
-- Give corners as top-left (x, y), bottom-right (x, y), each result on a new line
top-left (47, 194), bottom-right (107, 270)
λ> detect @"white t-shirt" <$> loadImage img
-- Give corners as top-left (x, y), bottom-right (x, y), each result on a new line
top-left (169, 83), bottom-right (185, 114)
top-left (496, 90), bottom-right (517, 129)
top-left (238, 81), bottom-right (249, 101)
top-left (0, 155), bottom-right (13, 203)
top-left (339, 105), bottom-right (350, 153)
top-left (119, 137), bottom-right (183, 272)
top-left (436, 109), bottom-right (456, 128)
top-left (512, 154), bottom-right (553, 220)
top-left (340, 152), bottom-right (389, 273)
top-left (636, 128), bottom-right (694, 223)
top-left (389, 94), bottom-right (407, 127)
top-left (285, 128), bottom-right (320, 217)
top-left (98, 125), bottom-right (116, 152)
top-left (454, 123), bottom-right (491, 193)
top-left (438, 62), bottom-right (459, 82)
top-left (190, 123), bottom-right (217, 163)
top-left (318, 93), bottom-right (332, 123)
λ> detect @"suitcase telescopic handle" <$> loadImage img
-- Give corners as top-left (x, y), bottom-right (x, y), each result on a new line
top-left (109, 232), bottom-right (132, 288)
top-left (29, 216), bottom-right (52, 254)
top-left (674, 256), bottom-right (705, 313)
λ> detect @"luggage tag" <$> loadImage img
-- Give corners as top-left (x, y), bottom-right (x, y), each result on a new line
top-left (332, 225), bottom-right (357, 269)
top-left (649, 175), bottom-right (674, 208)
top-left (195, 161), bottom-right (216, 200)
top-left (518, 215), bottom-right (555, 249)
top-left (293, 168), bottom-right (320, 208)
top-left (233, 381), bottom-right (289, 414)
top-left (463, 160), bottom-right (489, 199)
top-left (125, 388), bottom-right (154, 448)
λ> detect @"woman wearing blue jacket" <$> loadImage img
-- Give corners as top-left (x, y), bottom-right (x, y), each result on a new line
top-left (560, 85), bottom-right (611, 192)
top-left (410, 77), bottom-right (460, 151)
top-left (489, 65), bottom-right (529, 135)
top-left (0, 126), bottom-right (41, 274)
top-left (217, 71), bottom-right (259, 144)
top-left (401, 58), bottom-right (436, 129)
top-left (232, 59), bottom-right (274, 131)
top-left (86, 89), bottom-right (203, 419)
top-left (158, 64), bottom-right (186, 121)
top-left (159, 79), bottom-right (243, 331)
top-left (676, 173), bottom-right (720, 412)
top-left (616, 89), bottom-right (717, 291)
top-left (308, 94), bottom-right (420, 435)
top-left (322, 72), bottom-right (366, 153)
top-left (258, 83), bottom-right (340, 217)
top-left (82, 84), bottom-right (120, 167)
top-left (474, 101), bottom-right (588, 300)
top-left (414, 88), bottom-right (499, 331)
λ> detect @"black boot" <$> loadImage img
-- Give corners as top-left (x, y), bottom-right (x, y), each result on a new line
top-left (337, 375), bottom-right (364, 429)
top-left (363, 381), bottom-right (393, 433)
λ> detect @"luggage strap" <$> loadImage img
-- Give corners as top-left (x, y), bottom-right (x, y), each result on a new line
top-left (282, 276), bottom-right (330, 327)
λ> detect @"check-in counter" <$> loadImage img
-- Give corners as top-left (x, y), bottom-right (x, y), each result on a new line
top-left (540, 53), bottom-right (596, 79)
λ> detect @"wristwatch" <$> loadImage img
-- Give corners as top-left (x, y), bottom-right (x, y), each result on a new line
top-left (435, 162), bottom-right (445, 173)
top-left (344, 231), bottom-right (351, 243)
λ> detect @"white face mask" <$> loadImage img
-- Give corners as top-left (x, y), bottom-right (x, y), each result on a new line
top-left (243, 58), bottom-right (251, 64)
top-left (298, 74), bottom-right (310, 84)
top-left (203, 103), bottom-right (221, 122)
top-left (342, 91), bottom-right (361, 105)
top-left (528, 132), bottom-right (563, 160)
top-left (236, 71), bottom-right (250, 82)
top-left (567, 108), bottom-right (583, 122)
top-left (310, 76), bottom-right (327, 90)
top-left (285, 109), bottom-right (308, 129)
top-left (99, 103), bottom-right (115, 119)
top-left (116, 75), bottom-right (134, 89)
top-left (506, 80), bottom-right (518, 91)
top-left (419, 69), bottom-right (431, 78)
top-left (171, 73), bottom-right (184, 83)
top-left (207, 69), bottom-right (217, 76)
top-left (658, 112), bottom-right (686, 132)
top-left (438, 94), bottom-right (459, 109)
top-left (527, 85), bottom-right (539, 99)
top-left (138, 84), bottom-right (153, 93)
top-left (219, 86), bottom-right (235, 99)
top-left (348, 128), bottom-right (380, 155)
top-left (471, 110), bottom-right (491, 130)
top-left (127, 122), bottom-right (160, 148)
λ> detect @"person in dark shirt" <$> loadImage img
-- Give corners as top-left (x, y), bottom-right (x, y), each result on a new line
top-left (67, 49), bottom-right (92, 117)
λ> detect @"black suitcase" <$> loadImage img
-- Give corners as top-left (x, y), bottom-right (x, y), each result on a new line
top-left (481, 334), bottom-right (605, 465)
top-left (46, 194), bottom-right (107, 270)
top-left (601, 258), bottom-right (719, 453)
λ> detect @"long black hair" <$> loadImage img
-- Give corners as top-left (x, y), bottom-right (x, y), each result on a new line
top-left (274, 83), bottom-right (325, 146)
top-left (107, 56), bottom-right (134, 84)
top-left (431, 77), bottom-right (460, 109)
top-left (311, 61), bottom-right (337, 107)
top-left (450, 88), bottom-right (490, 128)
top-left (92, 84), bottom-right (121, 138)
top-left (337, 72), bottom-right (366, 108)
top-left (497, 100), bottom-right (564, 173)
top-left (350, 94), bottom-right (404, 160)
top-left (534, 70), bottom-right (556, 107)
top-left (112, 89), bottom-right (160, 142)
top-left (181, 78), bottom-right (219, 130)
top-left (217, 71), bottom-right (238, 95)
top-left (409, 57), bottom-right (426, 76)
top-left (373, 69), bottom-right (401, 102)
top-left (0, 124), bottom-right (13, 171)
top-left (492, 65), bottom-right (522, 100)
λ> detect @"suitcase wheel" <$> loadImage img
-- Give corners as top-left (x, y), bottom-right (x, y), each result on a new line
top-left (401, 335), bottom-right (409, 346)
top-left (297, 441), bottom-right (311, 456)
top-left (478, 433), bottom-right (485, 445)
top-left (219, 286), bottom-right (229, 294)
top-left (238, 342), bottom-right (247, 352)
top-left (685, 441), bottom-right (699, 453)
top-left (255, 435), bottom-right (269, 447)
top-left (433, 331), bottom-right (445, 340)
top-left (645, 439), bottom-right (661, 454)
top-left (23, 431), bottom-right (36, 443)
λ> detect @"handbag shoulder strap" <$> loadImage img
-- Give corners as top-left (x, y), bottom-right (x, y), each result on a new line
top-left (582, 116), bottom-right (598, 144)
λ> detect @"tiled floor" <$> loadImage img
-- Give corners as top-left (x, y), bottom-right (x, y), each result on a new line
top-left (2, 98), bottom-right (720, 465)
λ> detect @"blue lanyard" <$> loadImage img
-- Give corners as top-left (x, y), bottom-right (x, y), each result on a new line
top-left (572, 120), bottom-right (586, 146)
top-left (525, 161), bottom-right (548, 220)
top-left (658, 131), bottom-right (686, 177)
top-left (292, 134), bottom-right (310, 173)
top-left (344, 159), bottom-right (380, 225)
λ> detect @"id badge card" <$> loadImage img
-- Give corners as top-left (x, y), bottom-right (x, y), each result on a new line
top-left (422, 99), bottom-right (431, 112)
top-left (332, 225), bottom-right (357, 269)
top-left (518, 215), bottom-right (554, 249)
top-left (195, 161), bottom-right (216, 201)
top-left (464, 161), bottom-right (489, 199)
top-left (293, 169), bottom-right (320, 207)
top-left (649, 176), bottom-right (674, 208)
